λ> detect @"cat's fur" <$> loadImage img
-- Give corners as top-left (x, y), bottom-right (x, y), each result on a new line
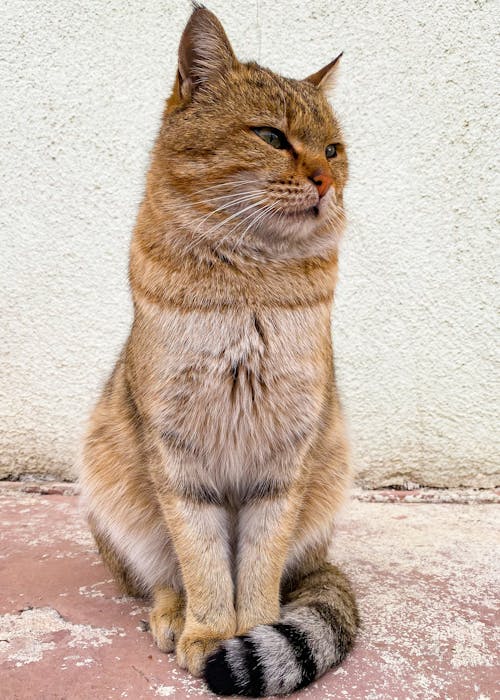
top-left (80, 4), bottom-right (359, 696)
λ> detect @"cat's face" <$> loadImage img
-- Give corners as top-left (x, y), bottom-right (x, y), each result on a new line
top-left (157, 7), bottom-right (347, 260)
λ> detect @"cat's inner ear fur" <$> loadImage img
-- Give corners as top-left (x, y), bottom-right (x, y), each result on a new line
top-left (304, 52), bottom-right (343, 93)
top-left (177, 5), bottom-right (236, 101)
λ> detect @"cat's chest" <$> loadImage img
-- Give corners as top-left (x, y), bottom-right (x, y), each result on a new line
top-left (138, 303), bottom-right (329, 466)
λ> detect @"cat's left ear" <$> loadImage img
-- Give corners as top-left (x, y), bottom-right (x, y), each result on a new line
top-left (176, 5), bottom-right (237, 102)
top-left (304, 53), bottom-right (343, 93)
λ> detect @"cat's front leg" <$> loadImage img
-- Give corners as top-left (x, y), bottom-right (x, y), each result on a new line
top-left (149, 586), bottom-right (185, 652)
top-left (157, 487), bottom-right (236, 676)
top-left (236, 477), bottom-right (303, 634)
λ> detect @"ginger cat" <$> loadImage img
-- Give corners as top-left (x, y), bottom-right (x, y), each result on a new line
top-left (80, 4), bottom-right (359, 695)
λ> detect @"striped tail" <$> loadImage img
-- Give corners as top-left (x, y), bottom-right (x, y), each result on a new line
top-left (204, 563), bottom-right (359, 697)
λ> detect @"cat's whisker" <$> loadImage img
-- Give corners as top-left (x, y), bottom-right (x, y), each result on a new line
top-left (167, 181), bottom-right (267, 238)
top-left (172, 190), bottom-right (267, 215)
top-left (236, 209), bottom-right (275, 249)
top-left (199, 199), bottom-right (267, 239)
top-left (193, 179), bottom-right (264, 195)
top-left (185, 194), bottom-right (265, 236)
top-left (325, 206), bottom-right (346, 230)
top-left (183, 198), bottom-right (270, 255)
top-left (273, 204), bottom-right (287, 232)
top-left (183, 196), bottom-right (268, 253)
top-left (197, 189), bottom-right (267, 204)
top-left (211, 199), bottom-right (272, 254)
top-left (226, 210), bottom-right (268, 251)
top-left (180, 186), bottom-right (267, 206)
top-left (240, 202), bottom-right (277, 233)
top-left (227, 202), bottom-right (278, 253)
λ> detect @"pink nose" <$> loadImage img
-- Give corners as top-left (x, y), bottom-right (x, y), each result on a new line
top-left (311, 169), bottom-right (334, 198)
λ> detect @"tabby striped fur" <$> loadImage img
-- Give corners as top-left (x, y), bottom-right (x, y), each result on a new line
top-left (205, 564), bottom-right (359, 696)
top-left (80, 4), bottom-right (359, 695)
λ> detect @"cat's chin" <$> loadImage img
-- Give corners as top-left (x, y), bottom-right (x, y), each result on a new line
top-left (280, 205), bottom-right (320, 220)
top-left (266, 204), bottom-right (332, 237)
top-left (247, 210), bottom-right (341, 260)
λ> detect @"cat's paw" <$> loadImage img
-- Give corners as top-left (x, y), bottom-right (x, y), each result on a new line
top-left (149, 592), bottom-right (186, 653)
top-left (176, 632), bottom-right (226, 677)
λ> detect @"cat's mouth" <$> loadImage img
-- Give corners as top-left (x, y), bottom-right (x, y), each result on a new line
top-left (280, 205), bottom-right (320, 219)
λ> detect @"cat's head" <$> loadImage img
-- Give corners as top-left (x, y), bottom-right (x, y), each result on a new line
top-left (155, 4), bottom-right (347, 261)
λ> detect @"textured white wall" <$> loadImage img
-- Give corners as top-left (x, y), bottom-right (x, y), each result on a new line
top-left (1, 1), bottom-right (498, 486)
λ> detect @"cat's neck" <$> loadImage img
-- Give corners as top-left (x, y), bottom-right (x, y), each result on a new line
top-left (129, 195), bottom-right (338, 313)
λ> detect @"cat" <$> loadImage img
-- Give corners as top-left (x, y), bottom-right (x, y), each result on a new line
top-left (80, 3), bottom-right (359, 696)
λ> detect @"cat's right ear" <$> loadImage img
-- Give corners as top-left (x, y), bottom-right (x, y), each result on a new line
top-left (174, 4), bottom-right (237, 104)
top-left (304, 53), bottom-right (343, 94)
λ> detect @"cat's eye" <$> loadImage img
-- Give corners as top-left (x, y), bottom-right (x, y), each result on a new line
top-left (325, 143), bottom-right (338, 159)
top-left (252, 127), bottom-right (289, 150)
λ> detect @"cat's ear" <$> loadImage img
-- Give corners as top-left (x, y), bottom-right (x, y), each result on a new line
top-left (304, 53), bottom-right (343, 93)
top-left (176, 4), bottom-right (237, 102)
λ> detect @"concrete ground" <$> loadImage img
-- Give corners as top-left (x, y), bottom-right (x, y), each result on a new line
top-left (1, 483), bottom-right (498, 700)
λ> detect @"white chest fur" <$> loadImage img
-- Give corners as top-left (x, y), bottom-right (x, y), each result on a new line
top-left (133, 301), bottom-right (330, 490)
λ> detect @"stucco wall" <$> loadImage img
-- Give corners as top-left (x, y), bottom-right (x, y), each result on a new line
top-left (1, 1), bottom-right (498, 487)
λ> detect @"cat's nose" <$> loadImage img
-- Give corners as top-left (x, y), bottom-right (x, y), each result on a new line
top-left (310, 169), bottom-right (334, 198)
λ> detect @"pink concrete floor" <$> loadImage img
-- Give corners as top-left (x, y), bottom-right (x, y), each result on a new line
top-left (1, 483), bottom-right (498, 700)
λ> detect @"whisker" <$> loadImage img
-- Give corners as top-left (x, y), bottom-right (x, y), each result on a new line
top-left (212, 200), bottom-right (271, 254)
top-left (214, 200), bottom-right (277, 255)
top-left (184, 198), bottom-right (268, 254)
top-left (200, 199), bottom-right (267, 238)
top-left (192, 179), bottom-right (264, 195)
top-left (184, 195), bottom-right (264, 236)
top-left (229, 203), bottom-right (278, 252)
top-left (170, 190), bottom-right (267, 214)
top-left (190, 194), bottom-right (265, 235)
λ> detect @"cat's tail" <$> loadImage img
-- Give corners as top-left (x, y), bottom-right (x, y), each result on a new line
top-left (204, 562), bottom-right (359, 697)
